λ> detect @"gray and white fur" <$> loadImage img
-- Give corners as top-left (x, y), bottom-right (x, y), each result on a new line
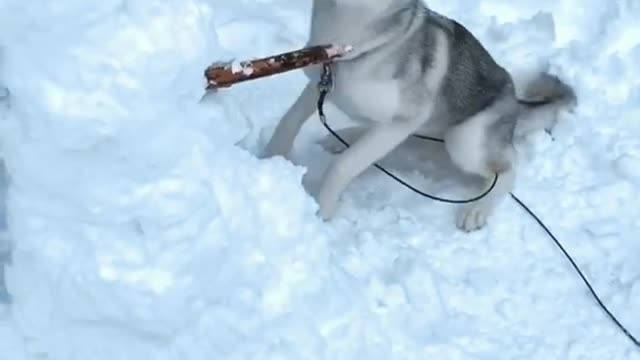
top-left (262, 0), bottom-right (576, 231)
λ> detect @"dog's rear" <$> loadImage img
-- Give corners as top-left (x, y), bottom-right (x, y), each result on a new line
top-left (516, 72), bottom-right (577, 137)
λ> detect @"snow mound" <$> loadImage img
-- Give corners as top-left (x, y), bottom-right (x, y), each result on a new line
top-left (0, 1), bottom-right (333, 359)
top-left (0, 0), bottom-right (639, 359)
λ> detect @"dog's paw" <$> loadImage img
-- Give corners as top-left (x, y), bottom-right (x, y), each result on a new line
top-left (316, 207), bottom-right (336, 222)
top-left (456, 203), bottom-right (492, 232)
top-left (316, 196), bottom-right (339, 221)
top-left (314, 187), bottom-right (341, 221)
top-left (260, 141), bottom-right (290, 160)
top-left (318, 133), bottom-right (348, 154)
top-left (316, 126), bottom-right (366, 154)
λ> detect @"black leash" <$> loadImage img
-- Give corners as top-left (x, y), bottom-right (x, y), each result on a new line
top-left (509, 193), bottom-right (640, 348)
top-left (316, 63), bottom-right (640, 349)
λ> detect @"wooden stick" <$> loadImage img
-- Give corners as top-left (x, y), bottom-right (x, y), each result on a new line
top-left (204, 44), bottom-right (352, 90)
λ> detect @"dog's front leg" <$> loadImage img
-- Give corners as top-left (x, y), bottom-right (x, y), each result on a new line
top-left (262, 81), bottom-right (317, 159)
top-left (315, 118), bottom-right (424, 220)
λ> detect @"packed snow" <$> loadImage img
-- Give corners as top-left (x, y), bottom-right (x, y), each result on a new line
top-left (1, 0), bottom-right (639, 359)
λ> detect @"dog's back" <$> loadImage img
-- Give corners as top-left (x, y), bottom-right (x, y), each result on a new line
top-left (432, 17), bottom-right (515, 124)
top-left (307, 2), bottom-right (517, 124)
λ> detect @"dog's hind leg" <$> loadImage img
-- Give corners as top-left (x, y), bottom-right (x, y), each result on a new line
top-left (315, 118), bottom-right (425, 220)
top-left (262, 81), bottom-right (317, 159)
top-left (444, 108), bottom-right (518, 232)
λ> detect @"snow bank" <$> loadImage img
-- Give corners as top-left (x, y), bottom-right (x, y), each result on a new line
top-left (0, 1), bottom-right (333, 359)
top-left (1, 0), bottom-right (639, 359)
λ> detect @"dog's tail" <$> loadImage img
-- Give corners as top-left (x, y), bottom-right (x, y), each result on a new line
top-left (515, 72), bottom-right (577, 137)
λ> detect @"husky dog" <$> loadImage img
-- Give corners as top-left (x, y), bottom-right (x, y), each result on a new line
top-left (262, 0), bottom-right (576, 231)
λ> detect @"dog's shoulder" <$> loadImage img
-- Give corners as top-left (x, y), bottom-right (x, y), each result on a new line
top-left (423, 8), bottom-right (456, 35)
top-left (424, 9), bottom-right (487, 49)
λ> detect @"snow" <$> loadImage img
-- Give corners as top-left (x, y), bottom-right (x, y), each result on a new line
top-left (0, 0), bottom-right (639, 359)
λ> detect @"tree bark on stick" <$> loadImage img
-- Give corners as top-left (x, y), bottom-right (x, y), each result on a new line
top-left (204, 44), bottom-right (352, 90)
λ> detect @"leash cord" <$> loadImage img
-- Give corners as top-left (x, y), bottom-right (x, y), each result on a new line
top-left (510, 193), bottom-right (640, 348)
top-left (316, 64), bottom-right (639, 349)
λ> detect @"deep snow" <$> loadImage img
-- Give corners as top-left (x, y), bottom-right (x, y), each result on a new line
top-left (1, 0), bottom-right (639, 359)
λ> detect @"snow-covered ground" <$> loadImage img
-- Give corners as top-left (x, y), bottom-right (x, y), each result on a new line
top-left (1, 0), bottom-right (639, 359)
